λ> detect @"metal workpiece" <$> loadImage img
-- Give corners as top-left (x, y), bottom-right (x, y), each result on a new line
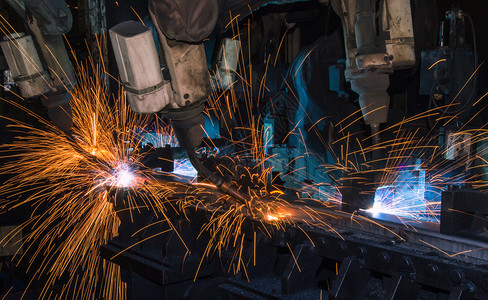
top-left (308, 219), bottom-right (488, 300)
top-left (440, 187), bottom-right (488, 242)
top-left (102, 194), bottom-right (488, 299)
top-left (104, 176), bottom-right (488, 299)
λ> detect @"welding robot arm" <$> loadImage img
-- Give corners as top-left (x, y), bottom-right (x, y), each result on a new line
top-left (330, 0), bottom-right (416, 162)
top-left (109, 0), bottom-right (250, 205)
top-left (329, 0), bottom-right (416, 212)
top-left (1, 0), bottom-right (76, 132)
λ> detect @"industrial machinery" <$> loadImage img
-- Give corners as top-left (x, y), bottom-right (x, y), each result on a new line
top-left (1, 0), bottom-right (488, 299)
top-left (332, 0), bottom-right (415, 156)
top-left (0, 0), bottom-right (76, 132)
top-left (96, 1), bottom-right (488, 299)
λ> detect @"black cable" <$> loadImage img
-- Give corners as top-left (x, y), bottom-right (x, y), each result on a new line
top-left (324, 2), bottom-right (332, 36)
top-left (464, 12), bottom-right (478, 107)
top-left (429, 12), bottom-right (478, 117)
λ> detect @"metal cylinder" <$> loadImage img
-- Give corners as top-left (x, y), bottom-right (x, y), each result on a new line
top-left (382, 0), bottom-right (416, 68)
top-left (109, 21), bottom-right (173, 114)
top-left (350, 73), bottom-right (390, 125)
top-left (0, 32), bottom-right (50, 98)
top-left (355, 0), bottom-right (378, 55)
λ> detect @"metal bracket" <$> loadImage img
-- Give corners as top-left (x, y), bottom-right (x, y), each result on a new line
top-left (330, 256), bottom-right (370, 299)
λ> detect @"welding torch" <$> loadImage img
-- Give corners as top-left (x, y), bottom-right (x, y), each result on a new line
top-left (108, 17), bottom-right (251, 207)
top-left (186, 150), bottom-right (250, 206)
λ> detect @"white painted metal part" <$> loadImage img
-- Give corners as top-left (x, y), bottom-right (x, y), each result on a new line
top-left (0, 32), bottom-right (50, 98)
top-left (382, 0), bottom-right (416, 68)
top-left (213, 38), bottom-right (241, 90)
top-left (109, 21), bottom-right (173, 114)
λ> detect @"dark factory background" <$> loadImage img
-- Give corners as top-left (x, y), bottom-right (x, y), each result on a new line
top-left (1, 0), bottom-right (488, 299)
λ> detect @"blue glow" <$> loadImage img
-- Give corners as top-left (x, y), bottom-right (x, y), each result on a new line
top-left (204, 115), bottom-right (220, 139)
top-left (142, 132), bottom-right (178, 148)
top-left (371, 168), bottom-right (428, 220)
top-left (263, 117), bottom-right (274, 156)
top-left (172, 158), bottom-right (198, 179)
top-left (370, 162), bottom-right (468, 222)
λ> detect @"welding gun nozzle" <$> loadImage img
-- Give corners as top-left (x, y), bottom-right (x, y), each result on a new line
top-left (186, 150), bottom-right (251, 208)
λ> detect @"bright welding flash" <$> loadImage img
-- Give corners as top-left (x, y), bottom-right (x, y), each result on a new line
top-left (114, 166), bottom-right (135, 188)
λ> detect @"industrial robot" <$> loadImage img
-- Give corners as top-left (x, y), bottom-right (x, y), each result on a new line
top-left (1, 0), bottom-right (76, 133)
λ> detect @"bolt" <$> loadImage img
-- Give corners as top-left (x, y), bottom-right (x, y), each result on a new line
top-left (449, 269), bottom-right (464, 284)
top-left (377, 252), bottom-right (390, 264)
top-left (400, 256), bottom-right (412, 269)
top-left (337, 241), bottom-right (348, 252)
top-left (457, 10), bottom-right (464, 19)
top-left (448, 185), bottom-right (460, 191)
top-left (462, 281), bottom-right (476, 294)
top-left (425, 263), bottom-right (439, 277)
top-left (355, 246), bottom-right (367, 258)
